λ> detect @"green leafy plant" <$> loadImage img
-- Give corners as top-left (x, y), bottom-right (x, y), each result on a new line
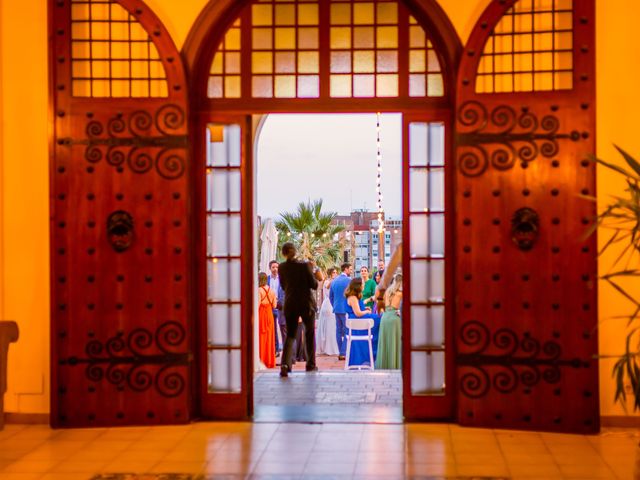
top-left (275, 199), bottom-right (345, 271)
top-left (590, 146), bottom-right (640, 410)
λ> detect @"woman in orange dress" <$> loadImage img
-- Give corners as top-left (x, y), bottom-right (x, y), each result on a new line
top-left (258, 272), bottom-right (276, 368)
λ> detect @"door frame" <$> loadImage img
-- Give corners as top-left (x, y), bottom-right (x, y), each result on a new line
top-left (402, 109), bottom-right (456, 420)
top-left (194, 107), bottom-right (456, 421)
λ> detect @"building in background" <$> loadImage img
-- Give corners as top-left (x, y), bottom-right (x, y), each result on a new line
top-left (333, 210), bottom-right (402, 273)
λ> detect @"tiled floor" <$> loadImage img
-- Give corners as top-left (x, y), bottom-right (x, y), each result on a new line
top-left (0, 422), bottom-right (636, 479)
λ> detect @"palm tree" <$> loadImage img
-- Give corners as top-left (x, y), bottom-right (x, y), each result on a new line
top-left (275, 199), bottom-right (345, 271)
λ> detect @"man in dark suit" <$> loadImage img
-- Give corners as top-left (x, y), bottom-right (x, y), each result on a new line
top-left (278, 242), bottom-right (319, 377)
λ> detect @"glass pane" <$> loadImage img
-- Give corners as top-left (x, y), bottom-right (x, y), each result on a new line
top-left (353, 51), bottom-right (375, 73)
top-left (409, 26), bottom-right (426, 48)
top-left (275, 52), bottom-right (296, 73)
top-left (353, 74), bottom-right (374, 97)
top-left (353, 3), bottom-right (374, 24)
top-left (427, 51), bottom-right (441, 72)
top-left (331, 52), bottom-right (352, 73)
top-left (410, 259), bottom-right (445, 303)
top-left (298, 4), bottom-right (318, 25)
top-left (208, 77), bottom-right (222, 98)
top-left (298, 52), bottom-right (319, 73)
top-left (298, 27), bottom-right (318, 49)
top-left (377, 3), bottom-right (398, 24)
top-left (409, 51), bottom-right (426, 73)
top-left (252, 52), bottom-right (273, 74)
top-left (377, 26), bottom-right (398, 48)
top-left (252, 75), bottom-right (273, 98)
top-left (275, 75), bottom-right (296, 98)
top-left (275, 4), bottom-right (295, 26)
top-left (376, 74), bottom-right (398, 97)
top-left (208, 349), bottom-right (242, 392)
top-left (297, 75), bottom-right (319, 98)
top-left (409, 74), bottom-right (425, 97)
top-left (331, 27), bottom-right (351, 49)
top-left (207, 214), bottom-right (241, 256)
top-left (208, 259), bottom-right (241, 302)
top-left (409, 214), bottom-right (444, 258)
top-left (208, 304), bottom-right (241, 347)
top-left (411, 306), bottom-right (444, 348)
top-left (252, 4), bottom-right (272, 26)
top-left (410, 169), bottom-right (444, 212)
top-left (409, 123), bottom-right (428, 166)
top-left (409, 122), bottom-right (445, 166)
top-left (376, 51), bottom-right (398, 73)
top-left (224, 76), bottom-right (241, 98)
top-left (275, 28), bottom-right (296, 50)
top-left (427, 74), bottom-right (444, 97)
top-left (330, 74), bottom-right (352, 97)
top-left (225, 28), bottom-right (241, 51)
top-left (252, 28), bottom-right (273, 50)
top-left (411, 351), bottom-right (445, 395)
top-left (428, 123), bottom-right (445, 166)
top-left (206, 170), bottom-right (241, 211)
top-left (354, 27), bottom-right (374, 48)
top-left (331, 3), bottom-right (351, 25)
top-left (207, 124), bottom-right (241, 167)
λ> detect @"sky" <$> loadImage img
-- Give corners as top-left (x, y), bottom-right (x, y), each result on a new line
top-left (256, 113), bottom-right (402, 220)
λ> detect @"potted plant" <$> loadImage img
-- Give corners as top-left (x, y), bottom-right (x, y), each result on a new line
top-left (588, 146), bottom-right (640, 413)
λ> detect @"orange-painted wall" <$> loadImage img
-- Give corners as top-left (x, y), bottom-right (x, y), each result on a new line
top-left (1, 0), bottom-right (638, 418)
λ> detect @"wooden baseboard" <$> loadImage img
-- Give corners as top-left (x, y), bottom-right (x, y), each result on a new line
top-left (601, 415), bottom-right (640, 428)
top-left (3, 412), bottom-right (49, 424)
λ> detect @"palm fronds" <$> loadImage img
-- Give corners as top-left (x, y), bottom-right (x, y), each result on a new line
top-left (591, 146), bottom-right (640, 411)
top-left (275, 199), bottom-right (345, 271)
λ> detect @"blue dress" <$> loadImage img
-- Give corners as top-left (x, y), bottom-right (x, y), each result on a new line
top-left (345, 298), bottom-right (381, 368)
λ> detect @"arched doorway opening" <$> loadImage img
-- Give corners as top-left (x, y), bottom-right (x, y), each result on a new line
top-left (185, 0), bottom-right (462, 421)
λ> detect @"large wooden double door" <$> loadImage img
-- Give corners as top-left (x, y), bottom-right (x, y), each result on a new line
top-left (49, 0), bottom-right (598, 432)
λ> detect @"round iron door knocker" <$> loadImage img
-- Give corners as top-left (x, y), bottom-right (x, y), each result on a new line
top-left (511, 207), bottom-right (539, 251)
top-left (107, 210), bottom-right (134, 252)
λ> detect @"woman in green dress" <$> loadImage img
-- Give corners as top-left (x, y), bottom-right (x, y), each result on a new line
top-left (360, 266), bottom-right (377, 310)
top-left (375, 274), bottom-right (403, 369)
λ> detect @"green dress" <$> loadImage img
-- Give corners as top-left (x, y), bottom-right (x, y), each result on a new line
top-left (375, 306), bottom-right (401, 369)
top-left (362, 278), bottom-right (377, 308)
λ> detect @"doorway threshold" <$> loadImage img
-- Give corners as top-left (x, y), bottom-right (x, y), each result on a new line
top-left (254, 404), bottom-right (403, 423)
top-left (253, 370), bottom-right (403, 423)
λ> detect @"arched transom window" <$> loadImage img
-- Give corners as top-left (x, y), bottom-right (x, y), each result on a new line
top-left (207, 0), bottom-right (445, 100)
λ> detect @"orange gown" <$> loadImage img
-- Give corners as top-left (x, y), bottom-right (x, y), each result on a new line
top-left (258, 285), bottom-right (276, 368)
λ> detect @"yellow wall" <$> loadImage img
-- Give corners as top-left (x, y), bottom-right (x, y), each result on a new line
top-left (1, 1), bottom-right (51, 414)
top-left (1, 0), bottom-right (638, 418)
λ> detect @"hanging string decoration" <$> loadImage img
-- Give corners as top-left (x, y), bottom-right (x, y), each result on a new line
top-left (376, 112), bottom-right (385, 234)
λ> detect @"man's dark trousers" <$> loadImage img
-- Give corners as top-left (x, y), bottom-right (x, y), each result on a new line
top-left (281, 309), bottom-right (315, 371)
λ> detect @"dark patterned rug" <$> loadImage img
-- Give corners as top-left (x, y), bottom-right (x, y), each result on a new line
top-left (90, 474), bottom-right (509, 480)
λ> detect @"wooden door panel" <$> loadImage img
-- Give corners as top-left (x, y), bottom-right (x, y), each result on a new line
top-left (454, 0), bottom-right (598, 433)
top-left (50, 0), bottom-right (191, 427)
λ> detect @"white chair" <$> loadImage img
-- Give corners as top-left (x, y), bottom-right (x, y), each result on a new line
top-left (344, 315), bottom-right (375, 371)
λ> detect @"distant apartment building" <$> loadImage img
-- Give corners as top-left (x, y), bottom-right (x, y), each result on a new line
top-left (333, 210), bottom-right (402, 273)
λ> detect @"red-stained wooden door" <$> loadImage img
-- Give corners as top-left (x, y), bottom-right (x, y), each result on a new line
top-left (454, 0), bottom-right (598, 432)
top-left (50, 0), bottom-right (192, 427)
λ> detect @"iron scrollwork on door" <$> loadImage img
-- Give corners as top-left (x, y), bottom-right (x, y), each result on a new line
top-left (456, 101), bottom-right (581, 177)
top-left (456, 321), bottom-right (584, 399)
top-left (61, 321), bottom-right (190, 398)
top-left (63, 104), bottom-right (188, 180)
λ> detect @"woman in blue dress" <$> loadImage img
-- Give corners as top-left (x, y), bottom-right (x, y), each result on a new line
top-left (344, 278), bottom-right (381, 369)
